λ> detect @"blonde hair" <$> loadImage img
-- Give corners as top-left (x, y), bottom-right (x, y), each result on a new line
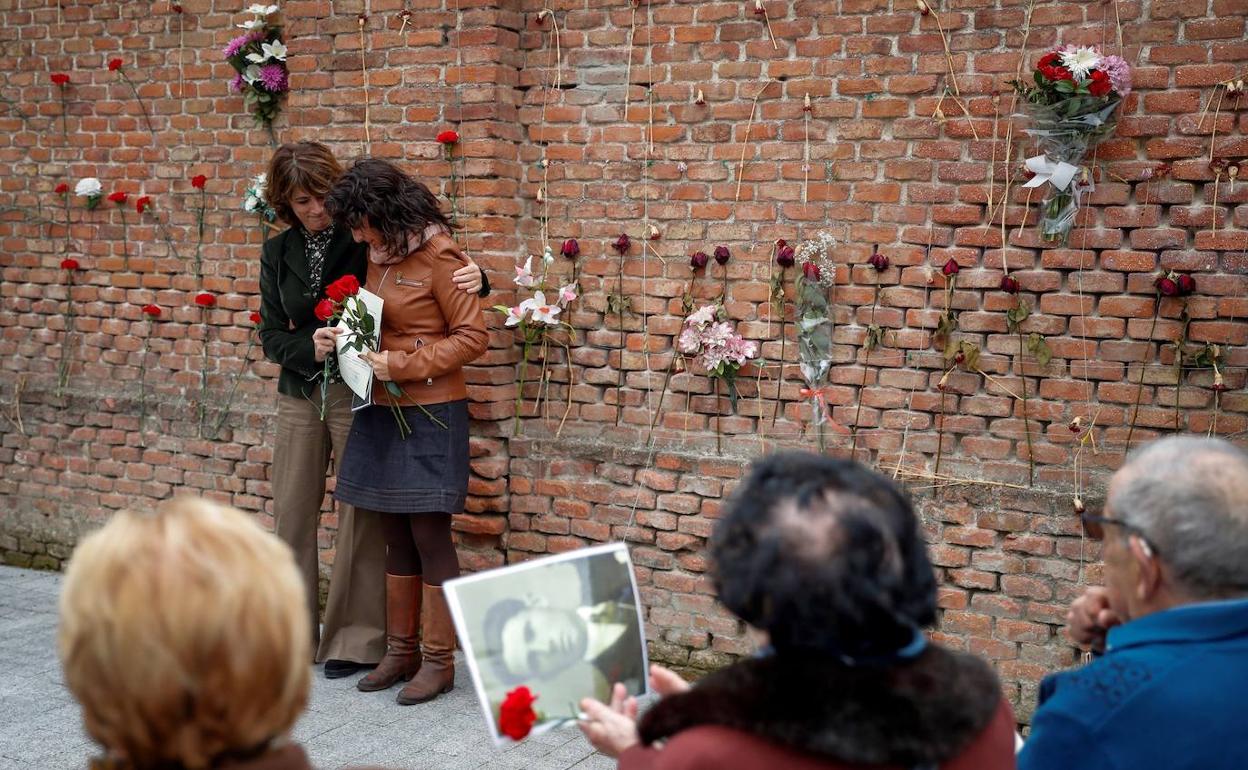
top-left (58, 497), bottom-right (311, 769)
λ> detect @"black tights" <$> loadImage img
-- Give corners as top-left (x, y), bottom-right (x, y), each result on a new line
top-left (381, 512), bottom-right (459, 586)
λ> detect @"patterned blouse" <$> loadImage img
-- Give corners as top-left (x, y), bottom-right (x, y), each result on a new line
top-left (303, 224), bottom-right (343, 385)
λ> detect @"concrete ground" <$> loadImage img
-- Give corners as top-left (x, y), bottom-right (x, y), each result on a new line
top-left (0, 565), bottom-right (613, 770)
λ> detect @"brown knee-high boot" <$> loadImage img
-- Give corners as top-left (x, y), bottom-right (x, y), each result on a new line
top-left (396, 584), bottom-right (456, 705)
top-left (357, 574), bottom-right (422, 692)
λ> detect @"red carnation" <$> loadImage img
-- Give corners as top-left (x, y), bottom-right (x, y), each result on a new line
top-left (60, 258), bottom-right (80, 270)
top-left (135, 195), bottom-right (152, 214)
top-left (1052, 67), bottom-right (1073, 81)
top-left (612, 233), bottom-right (631, 256)
top-left (1000, 275), bottom-right (1020, 294)
top-left (498, 686), bottom-right (538, 741)
top-left (314, 299), bottom-right (335, 322)
top-left (51, 73), bottom-right (70, 86)
top-left (802, 261), bottom-right (821, 281)
top-left (560, 238), bottom-right (580, 260)
top-left (1088, 70), bottom-right (1111, 97)
top-left (690, 251), bottom-right (709, 270)
top-left (190, 174), bottom-right (207, 189)
top-left (1037, 52), bottom-right (1059, 69)
top-left (194, 292), bottom-right (216, 308)
top-left (941, 258), bottom-right (960, 277)
top-left (141, 304), bottom-right (162, 317)
top-left (250, 311), bottom-right (262, 324)
top-left (55, 182), bottom-right (69, 195)
top-left (107, 190), bottom-right (128, 204)
top-left (107, 58), bottom-right (123, 72)
top-left (436, 130), bottom-right (460, 145)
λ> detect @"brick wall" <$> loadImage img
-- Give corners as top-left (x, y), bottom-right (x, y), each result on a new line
top-left (1, 0), bottom-right (1245, 723)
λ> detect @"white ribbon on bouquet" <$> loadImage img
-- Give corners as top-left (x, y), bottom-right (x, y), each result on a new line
top-left (1022, 154), bottom-right (1081, 190)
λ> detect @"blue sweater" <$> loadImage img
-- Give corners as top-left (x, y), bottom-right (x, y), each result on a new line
top-left (1019, 597), bottom-right (1248, 770)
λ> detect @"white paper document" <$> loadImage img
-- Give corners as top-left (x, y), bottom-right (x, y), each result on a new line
top-left (334, 287), bottom-right (384, 405)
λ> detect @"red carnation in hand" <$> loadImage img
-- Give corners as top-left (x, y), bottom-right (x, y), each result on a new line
top-left (141, 304), bottom-right (162, 317)
top-left (135, 195), bottom-right (151, 214)
top-left (498, 686), bottom-right (538, 741)
top-left (314, 299), bottom-right (335, 322)
top-left (436, 130), bottom-right (460, 145)
top-left (55, 182), bottom-right (70, 195)
top-left (60, 258), bottom-right (80, 270)
top-left (107, 190), bottom-right (128, 204)
top-left (194, 292), bottom-right (216, 308)
top-left (249, 311), bottom-right (262, 324)
top-left (941, 258), bottom-right (960, 277)
top-left (51, 73), bottom-right (70, 86)
top-left (107, 58), bottom-right (123, 72)
top-left (326, 274), bottom-right (361, 303)
top-left (802, 261), bottom-right (821, 281)
top-left (190, 174), bottom-right (207, 189)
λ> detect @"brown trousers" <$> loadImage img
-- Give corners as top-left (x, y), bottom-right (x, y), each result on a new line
top-left (272, 382), bottom-right (386, 664)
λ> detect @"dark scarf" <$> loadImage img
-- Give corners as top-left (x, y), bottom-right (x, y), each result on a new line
top-left (638, 646), bottom-right (1002, 767)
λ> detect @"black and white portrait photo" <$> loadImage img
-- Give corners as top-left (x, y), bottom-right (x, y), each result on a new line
top-left (443, 543), bottom-right (648, 743)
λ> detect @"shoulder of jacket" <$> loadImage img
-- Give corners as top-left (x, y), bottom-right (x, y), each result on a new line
top-left (423, 232), bottom-right (467, 265)
top-left (262, 227), bottom-right (297, 259)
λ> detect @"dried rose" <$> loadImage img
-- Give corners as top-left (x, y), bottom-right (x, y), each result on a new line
top-left (1176, 273), bottom-right (1195, 296)
top-left (1000, 275), bottom-right (1020, 293)
top-left (612, 233), bottom-right (630, 255)
top-left (560, 238), bottom-right (580, 260)
top-left (941, 258), bottom-right (960, 277)
top-left (776, 241), bottom-right (795, 268)
top-left (690, 251), bottom-right (709, 270)
top-left (868, 249), bottom-right (889, 271)
top-left (802, 261), bottom-right (821, 281)
top-left (713, 245), bottom-right (731, 265)
top-left (1155, 275), bottom-right (1179, 297)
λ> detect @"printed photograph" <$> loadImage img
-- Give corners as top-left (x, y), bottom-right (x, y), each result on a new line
top-left (443, 543), bottom-right (648, 743)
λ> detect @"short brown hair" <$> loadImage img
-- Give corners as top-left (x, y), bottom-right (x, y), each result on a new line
top-left (59, 497), bottom-right (311, 769)
top-left (265, 141), bottom-right (345, 225)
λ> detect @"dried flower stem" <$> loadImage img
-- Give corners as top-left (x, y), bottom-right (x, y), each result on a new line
top-left (117, 69), bottom-right (156, 138)
top-left (56, 274), bottom-right (78, 398)
top-left (850, 281), bottom-right (882, 460)
top-left (770, 265), bottom-right (788, 428)
top-left (1125, 291), bottom-right (1162, 451)
top-left (1, 374), bottom-right (26, 436)
top-left (934, 367), bottom-right (952, 476)
top-left (205, 331), bottom-right (257, 440)
top-left (359, 15), bottom-right (371, 151)
top-left (735, 80), bottom-right (778, 202)
top-left (1016, 323), bottom-right (1035, 485)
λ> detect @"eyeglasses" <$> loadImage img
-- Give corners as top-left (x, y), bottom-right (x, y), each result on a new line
top-left (1081, 512), bottom-right (1162, 557)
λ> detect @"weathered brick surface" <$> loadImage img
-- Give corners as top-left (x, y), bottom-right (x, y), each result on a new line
top-left (1, 0), bottom-right (1245, 724)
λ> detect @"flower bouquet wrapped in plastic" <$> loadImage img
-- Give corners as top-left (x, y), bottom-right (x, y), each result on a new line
top-left (1011, 46), bottom-right (1131, 243)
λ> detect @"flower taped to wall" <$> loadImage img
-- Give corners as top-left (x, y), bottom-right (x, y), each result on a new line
top-left (1011, 46), bottom-right (1130, 243)
top-left (224, 4), bottom-right (288, 131)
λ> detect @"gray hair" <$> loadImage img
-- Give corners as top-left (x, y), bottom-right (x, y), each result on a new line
top-left (1114, 436), bottom-right (1248, 600)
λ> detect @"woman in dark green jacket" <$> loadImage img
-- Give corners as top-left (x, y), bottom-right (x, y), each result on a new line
top-left (258, 141), bottom-right (487, 679)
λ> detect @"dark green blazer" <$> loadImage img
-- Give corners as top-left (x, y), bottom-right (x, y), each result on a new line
top-left (259, 226), bottom-right (368, 398)
top-left (258, 225), bottom-right (491, 399)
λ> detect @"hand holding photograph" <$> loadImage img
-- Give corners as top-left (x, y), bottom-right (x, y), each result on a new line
top-left (443, 543), bottom-right (649, 744)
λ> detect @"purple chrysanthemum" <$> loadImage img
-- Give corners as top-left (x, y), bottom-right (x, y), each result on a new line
top-left (229, 73), bottom-right (245, 93)
top-left (223, 32), bottom-right (263, 59)
top-left (1100, 54), bottom-right (1132, 97)
top-left (258, 63), bottom-right (288, 93)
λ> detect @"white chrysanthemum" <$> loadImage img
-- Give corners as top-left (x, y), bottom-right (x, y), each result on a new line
top-left (246, 40), bottom-right (288, 64)
top-left (74, 177), bottom-right (102, 198)
top-left (1059, 46), bottom-right (1101, 80)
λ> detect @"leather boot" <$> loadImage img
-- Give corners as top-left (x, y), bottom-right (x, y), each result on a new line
top-left (396, 584), bottom-right (456, 705)
top-left (356, 574), bottom-right (422, 692)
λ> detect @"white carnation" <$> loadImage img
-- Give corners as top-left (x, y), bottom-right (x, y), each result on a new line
top-left (74, 177), bottom-right (102, 198)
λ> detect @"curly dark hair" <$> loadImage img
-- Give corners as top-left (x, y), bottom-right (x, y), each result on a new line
top-left (709, 452), bottom-right (937, 661)
top-left (323, 158), bottom-right (453, 259)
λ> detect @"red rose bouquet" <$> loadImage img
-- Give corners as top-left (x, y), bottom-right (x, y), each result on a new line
top-left (1011, 45), bottom-right (1131, 243)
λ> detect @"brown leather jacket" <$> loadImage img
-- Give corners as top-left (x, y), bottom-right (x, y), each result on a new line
top-left (364, 232), bottom-right (488, 406)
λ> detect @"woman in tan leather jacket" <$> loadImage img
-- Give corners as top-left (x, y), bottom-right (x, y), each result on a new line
top-left (315, 158), bottom-right (488, 706)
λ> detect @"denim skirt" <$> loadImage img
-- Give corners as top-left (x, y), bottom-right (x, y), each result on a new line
top-left (335, 399), bottom-right (469, 514)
